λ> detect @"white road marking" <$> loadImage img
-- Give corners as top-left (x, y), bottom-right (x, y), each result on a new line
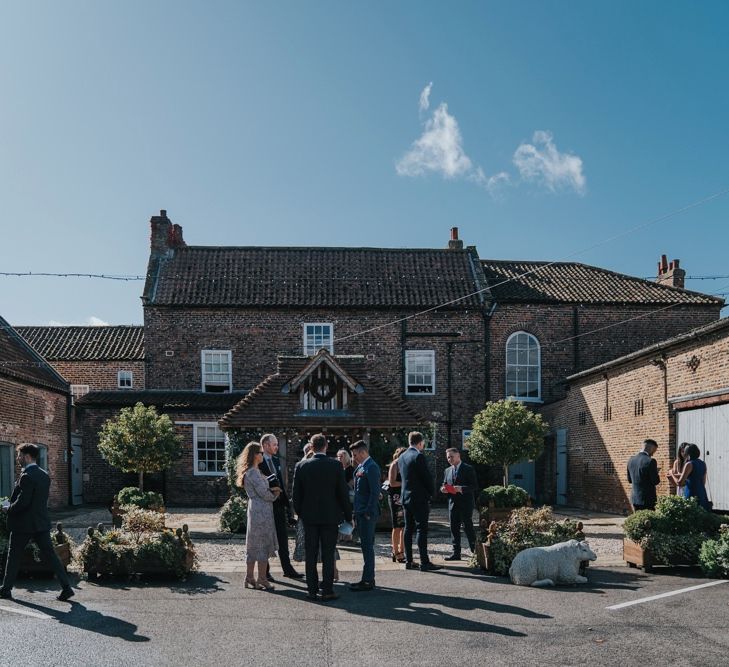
top-left (607, 579), bottom-right (729, 610)
top-left (0, 604), bottom-right (52, 619)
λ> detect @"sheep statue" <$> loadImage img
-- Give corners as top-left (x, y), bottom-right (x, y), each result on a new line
top-left (509, 539), bottom-right (597, 587)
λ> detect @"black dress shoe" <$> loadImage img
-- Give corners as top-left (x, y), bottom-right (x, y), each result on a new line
top-left (405, 562), bottom-right (420, 570)
top-left (57, 588), bottom-right (75, 602)
top-left (0, 589), bottom-right (13, 600)
top-left (349, 581), bottom-right (375, 592)
top-left (320, 592), bottom-right (339, 602)
top-left (420, 562), bottom-right (443, 572)
top-left (266, 573), bottom-right (275, 583)
top-left (444, 554), bottom-right (462, 561)
top-left (283, 570), bottom-right (304, 579)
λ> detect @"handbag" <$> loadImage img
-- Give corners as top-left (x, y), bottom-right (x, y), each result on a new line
top-left (381, 480), bottom-right (390, 492)
top-left (705, 473), bottom-right (714, 512)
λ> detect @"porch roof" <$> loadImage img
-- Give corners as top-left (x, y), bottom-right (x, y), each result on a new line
top-left (219, 354), bottom-right (427, 430)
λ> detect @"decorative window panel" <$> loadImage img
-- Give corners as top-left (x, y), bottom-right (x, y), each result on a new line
top-left (194, 424), bottom-right (227, 476)
top-left (505, 332), bottom-right (541, 400)
top-left (405, 350), bottom-right (435, 395)
top-left (201, 350), bottom-right (232, 393)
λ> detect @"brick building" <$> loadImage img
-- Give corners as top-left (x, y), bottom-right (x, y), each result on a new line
top-left (73, 210), bottom-right (723, 506)
top-left (542, 318), bottom-right (729, 514)
top-left (0, 315), bottom-right (71, 507)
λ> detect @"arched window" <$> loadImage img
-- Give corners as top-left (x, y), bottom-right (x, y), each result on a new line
top-left (506, 332), bottom-right (541, 401)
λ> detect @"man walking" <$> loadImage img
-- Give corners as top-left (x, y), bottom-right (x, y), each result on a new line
top-left (398, 432), bottom-right (441, 572)
top-left (292, 433), bottom-right (352, 601)
top-left (627, 438), bottom-right (661, 511)
top-left (1, 443), bottom-right (74, 602)
top-left (440, 448), bottom-right (477, 561)
top-left (349, 440), bottom-right (380, 592)
top-left (259, 433), bottom-right (303, 580)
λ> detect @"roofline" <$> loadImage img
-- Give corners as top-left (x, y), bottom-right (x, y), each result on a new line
top-left (15, 324), bottom-right (143, 329)
top-left (565, 317), bottom-right (729, 382)
top-left (485, 298), bottom-right (724, 307)
top-left (0, 315), bottom-right (70, 393)
top-left (178, 245), bottom-right (476, 252)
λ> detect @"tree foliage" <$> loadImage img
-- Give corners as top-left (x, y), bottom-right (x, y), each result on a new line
top-left (98, 402), bottom-right (182, 491)
top-left (467, 399), bottom-right (549, 485)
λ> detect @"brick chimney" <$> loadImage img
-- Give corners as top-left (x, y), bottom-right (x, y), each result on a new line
top-left (656, 254), bottom-right (685, 289)
top-left (447, 227), bottom-right (463, 250)
top-left (150, 209), bottom-right (186, 258)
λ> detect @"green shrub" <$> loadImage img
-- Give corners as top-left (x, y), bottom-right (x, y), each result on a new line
top-left (623, 510), bottom-right (662, 542)
top-left (699, 525), bottom-right (729, 578)
top-left (487, 506), bottom-right (585, 576)
top-left (219, 496), bottom-right (248, 533)
top-left (479, 485), bottom-right (530, 509)
top-left (117, 487), bottom-right (164, 510)
top-left (122, 507), bottom-right (166, 539)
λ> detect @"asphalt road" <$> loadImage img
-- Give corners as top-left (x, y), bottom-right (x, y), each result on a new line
top-left (1, 565), bottom-right (727, 666)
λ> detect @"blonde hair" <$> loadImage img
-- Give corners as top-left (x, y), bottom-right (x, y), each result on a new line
top-left (392, 446), bottom-right (407, 462)
top-left (236, 442), bottom-right (262, 487)
top-left (336, 449), bottom-right (351, 467)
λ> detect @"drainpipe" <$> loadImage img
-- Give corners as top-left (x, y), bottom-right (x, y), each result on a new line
top-left (66, 391), bottom-right (73, 506)
top-left (483, 302), bottom-right (497, 403)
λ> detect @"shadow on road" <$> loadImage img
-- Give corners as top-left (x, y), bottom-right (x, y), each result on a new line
top-left (168, 572), bottom-right (228, 595)
top-left (14, 600), bottom-right (150, 642)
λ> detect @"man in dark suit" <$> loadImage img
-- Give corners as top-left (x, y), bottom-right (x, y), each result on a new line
top-left (0, 443), bottom-right (74, 601)
top-left (349, 440), bottom-right (381, 592)
top-left (398, 431), bottom-right (441, 572)
top-left (627, 438), bottom-right (661, 511)
top-left (259, 433), bottom-right (303, 581)
top-left (440, 447), bottom-right (477, 561)
top-left (292, 433), bottom-right (352, 601)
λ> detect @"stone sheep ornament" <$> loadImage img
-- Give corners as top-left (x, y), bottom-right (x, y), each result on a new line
top-left (509, 539), bottom-right (597, 587)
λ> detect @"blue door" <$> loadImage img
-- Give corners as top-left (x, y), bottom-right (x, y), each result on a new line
top-left (508, 460), bottom-right (535, 498)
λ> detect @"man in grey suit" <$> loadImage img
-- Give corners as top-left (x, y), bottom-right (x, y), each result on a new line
top-left (627, 439), bottom-right (661, 511)
top-left (1, 443), bottom-right (74, 601)
top-left (292, 433), bottom-right (352, 601)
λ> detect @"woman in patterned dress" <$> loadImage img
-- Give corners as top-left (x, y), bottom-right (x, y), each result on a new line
top-left (237, 442), bottom-right (280, 591)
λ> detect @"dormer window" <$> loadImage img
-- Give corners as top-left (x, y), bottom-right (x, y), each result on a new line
top-left (304, 323), bottom-right (333, 356)
top-left (201, 350), bottom-right (232, 393)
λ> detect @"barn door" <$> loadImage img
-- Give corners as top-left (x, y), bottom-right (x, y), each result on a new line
top-left (71, 436), bottom-right (84, 505)
top-left (555, 428), bottom-right (568, 505)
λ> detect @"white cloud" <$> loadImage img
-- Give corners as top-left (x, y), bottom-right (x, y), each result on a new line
top-left (485, 171), bottom-right (511, 194)
top-left (513, 130), bottom-right (585, 193)
top-left (418, 82), bottom-right (433, 113)
top-left (47, 316), bottom-right (109, 326)
top-left (396, 102), bottom-right (474, 179)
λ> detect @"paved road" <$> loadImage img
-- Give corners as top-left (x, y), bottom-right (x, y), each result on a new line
top-left (1, 565), bottom-right (727, 666)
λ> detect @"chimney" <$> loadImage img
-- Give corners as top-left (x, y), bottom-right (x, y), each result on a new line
top-left (447, 226), bottom-right (463, 250)
top-left (656, 254), bottom-right (685, 289)
top-left (150, 210), bottom-right (185, 258)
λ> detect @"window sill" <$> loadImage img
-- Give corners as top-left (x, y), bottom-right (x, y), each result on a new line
top-left (509, 397), bottom-right (543, 405)
top-left (193, 471), bottom-right (227, 477)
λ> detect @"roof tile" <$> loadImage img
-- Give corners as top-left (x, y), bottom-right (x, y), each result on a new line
top-left (15, 326), bottom-right (144, 361)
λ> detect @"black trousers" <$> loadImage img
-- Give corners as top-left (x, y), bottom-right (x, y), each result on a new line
top-left (303, 523), bottom-right (338, 595)
top-left (1, 530), bottom-right (70, 593)
top-left (272, 503), bottom-right (294, 573)
top-left (403, 502), bottom-right (430, 565)
top-left (449, 503), bottom-right (476, 555)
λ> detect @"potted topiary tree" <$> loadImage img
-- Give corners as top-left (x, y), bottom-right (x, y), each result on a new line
top-left (98, 402), bottom-right (181, 526)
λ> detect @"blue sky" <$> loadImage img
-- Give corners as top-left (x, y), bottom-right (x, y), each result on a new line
top-left (1, 1), bottom-right (728, 325)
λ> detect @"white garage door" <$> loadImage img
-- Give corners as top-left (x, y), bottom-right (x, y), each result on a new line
top-left (676, 403), bottom-right (729, 511)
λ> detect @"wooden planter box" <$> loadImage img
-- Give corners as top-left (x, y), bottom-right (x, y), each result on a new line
top-left (111, 500), bottom-right (166, 528)
top-left (480, 499), bottom-right (532, 528)
top-left (1, 524), bottom-right (72, 575)
top-left (623, 538), bottom-right (696, 573)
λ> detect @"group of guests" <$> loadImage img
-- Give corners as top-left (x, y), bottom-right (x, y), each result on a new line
top-left (237, 431), bottom-right (479, 601)
top-left (627, 438), bottom-right (711, 511)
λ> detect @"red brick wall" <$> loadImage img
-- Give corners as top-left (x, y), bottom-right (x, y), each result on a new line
top-left (50, 360), bottom-right (145, 391)
top-left (542, 325), bottom-right (729, 514)
top-left (0, 376), bottom-right (69, 508)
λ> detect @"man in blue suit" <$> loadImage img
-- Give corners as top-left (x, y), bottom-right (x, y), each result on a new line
top-left (349, 440), bottom-right (381, 591)
top-left (398, 431), bottom-right (442, 572)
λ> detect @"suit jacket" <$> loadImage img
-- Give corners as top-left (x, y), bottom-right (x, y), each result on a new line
top-left (259, 455), bottom-right (291, 514)
top-left (442, 461), bottom-right (477, 510)
top-left (292, 453), bottom-right (352, 526)
top-left (352, 457), bottom-right (381, 517)
top-left (398, 446), bottom-right (434, 508)
top-left (627, 451), bottom-right (660, 507)
top-left (6, 464), bottom-right (52, 533)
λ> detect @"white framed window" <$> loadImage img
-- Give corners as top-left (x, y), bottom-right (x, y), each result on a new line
top-left (70, 384), bottom-right (90, 404)
top-left (193, 423), bottom-right (228, 476)
top-left (425, 430), bottom-right (436, 451)
top-left (405, 350), bottom-right (436, 395)
top-left (201, 350), bottom-right (232, 393)
top-left (36, 444), bottom-right (49, 473)
top-left (117, 370), bottom-right (133, 389)
top-left (506, 332), bottom-right (541, 401)
top-left (462, 430), bottom-right (472, 450)
top-left (303, 323), bottom-right (334, 355)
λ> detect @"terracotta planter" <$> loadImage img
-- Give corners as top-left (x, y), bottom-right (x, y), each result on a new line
top-left (623, 538), bottom-right (695, 572)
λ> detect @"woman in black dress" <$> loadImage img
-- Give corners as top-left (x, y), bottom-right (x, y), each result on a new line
top-left (387, 447), bottom-right (407, 562)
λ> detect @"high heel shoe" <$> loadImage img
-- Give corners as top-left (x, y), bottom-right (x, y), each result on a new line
top-left (257, 579), bottom-right (275, 591)
top-left (394, 552), bottom-right (406, 563)
top-left (244, 577), bottom-right (258, 589)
